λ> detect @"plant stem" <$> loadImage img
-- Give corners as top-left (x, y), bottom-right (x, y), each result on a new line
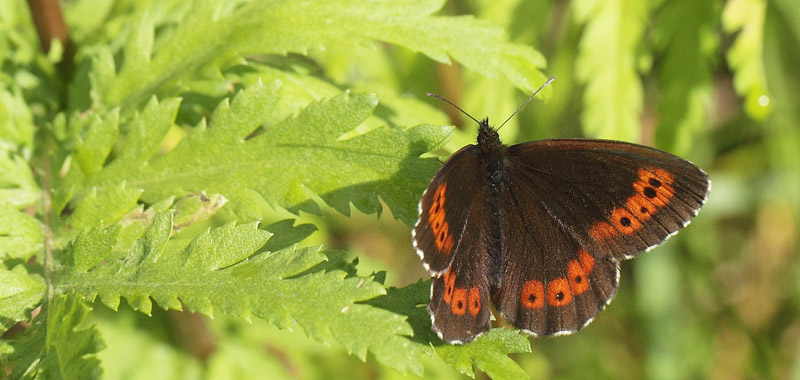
top-left (27, 0), bottom-right (75, 84)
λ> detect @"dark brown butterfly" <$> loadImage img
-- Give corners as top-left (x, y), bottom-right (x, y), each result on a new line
top-left (412, 79), bottom-right (710, 343)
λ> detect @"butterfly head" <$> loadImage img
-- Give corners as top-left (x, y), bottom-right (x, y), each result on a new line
top-left (476, 118), bottom-right (501, 148)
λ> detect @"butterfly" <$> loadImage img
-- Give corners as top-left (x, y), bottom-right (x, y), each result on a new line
top-left (412, 78), bottom-right (710, 344)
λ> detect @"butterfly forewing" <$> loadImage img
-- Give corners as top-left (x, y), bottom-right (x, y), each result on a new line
top-left (413, 145), bottom-right (496, 343)
top-left (505, 140), bottom-right (710, 260)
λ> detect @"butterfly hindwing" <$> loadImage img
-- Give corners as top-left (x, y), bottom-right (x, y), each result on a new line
top-left (493, 162), bottom-right (621, 336)
top-left (413, 145), bottom-right (496, 343)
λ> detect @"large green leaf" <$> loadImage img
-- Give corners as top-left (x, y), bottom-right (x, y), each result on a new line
top-left (91, 0), bottom-right (546, 112)
top-left (54, 211), bottom-right (427, 374)
top-left (62, 81), bottom-right (450, 226)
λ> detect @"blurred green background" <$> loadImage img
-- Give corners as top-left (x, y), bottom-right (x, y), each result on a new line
top-left (5, 0), bottom-right (800, 378)
top-left (302, 0), bottom-right (800, 378)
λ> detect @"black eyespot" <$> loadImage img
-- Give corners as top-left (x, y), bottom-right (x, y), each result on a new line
top-left (528, 294), bottom-right (536, 302)
top-left (644, 187), bottom-right (657, 198)
top-left (620, 217), bottom-right (632, 227)
top-left (575, 276), bottom-right (582, 283)
top-left (649, 178), bottom-right (662, 187)
top-left (556, 292), bottom-right (564, 301)
top-left (641, 206), bottom-right (648, 213)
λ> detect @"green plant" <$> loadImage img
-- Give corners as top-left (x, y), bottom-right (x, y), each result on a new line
top-left (2, 0), bottom-right (799, 379)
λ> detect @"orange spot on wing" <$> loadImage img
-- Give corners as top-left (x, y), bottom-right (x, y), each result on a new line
top-left (610, 207), bottom-right (642, 235)
top-left (443, 235), bottom-right (454, 254)
top-left (434, 222), bottom-right (450, 251)
top-left (567, 260), bottom-right (589, 295)
top-left (451, 288), bottom-right (467, 315)
top-left (521, 280), bottom-right (544, 309)
top-left (468, 287), bottom-right (481, 315)
top-left (428, 183), bottom-right (453, 255)
top-left (589, 221), bottom-right (617, 241)
top-left (547, 278), bottom-right (573, 307)
top-left (590, 168), bottom-right (679, 243)
top-left (579, 249), bottom-right (595, 274)
top-left (428, 207), bottom-right (446, 231)
top-left (626, 194), bottom-right (656, 218)
top-left (651, 168), bottom-right (675, 184)
top-left (637, 169), bottom-right (675, 199)
top-left (632, 180), bottom-right (674, 207)
top-left (443, 270), bottom-right (456, 304)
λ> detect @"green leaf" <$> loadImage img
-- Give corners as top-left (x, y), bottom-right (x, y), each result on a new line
top-left (94, 0), bottom-right (545, 111)
top-left (67, 82), bottom-right (450, 225)
top-left (261, 219), bottom-right (317, 253)
top-left (232, 0), bottom-right (548, 92)
top-left (573, 0), bottom-right (646, 140)
top-left (74, 109), bottom-right (120, 177)
top-left (653, 0), bottom-right (718, 153)
top-left (54, 210), bottom-right (425, 374)
top-left (0, 152), bottom-right (39, 208)
top-left (171, 192), bottom-right (227, 233)
top-left (69, 224), bottom-right (121, 272)
top-left (67, 184), bottom-right (143, 231)
top-left (4, 293), bottom-right (104, 380)
top-left (723, 0), bottom-right (772, 120)
top-left (0, 265), bottom-right (45, 330)
top-left (0, 87), bottom-right (35, 152)
top-left (436, 329), bottom-right (532, 380)
top-left (365, 280), bottom-right (439, 345)
top-left (0, 203), bottom-right (43, 261)
top-left (366, 281), bottom-right (535, 379)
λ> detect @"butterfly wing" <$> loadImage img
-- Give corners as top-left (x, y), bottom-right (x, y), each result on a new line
top-left (507, 139), bottom-right (709, 260)
top-left (413, 145), bottom-right (496, 343)
top-left (495, 139), bottom-right (709, 336)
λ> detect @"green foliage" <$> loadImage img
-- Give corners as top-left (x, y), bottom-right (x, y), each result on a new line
top-left (0, 265), bottom-right (45, 331)
top-left (0, 204), bottom-right (43, 261)
top-left (1, 0), bottom-right (798, 379)
top-left (436, 329), bottom-right (532, 379)
top-left (5, 293), bottom-right (104, 380)
top-left (573, 0), bottom-right (646, 141)
top-left (65, 82), bottom-right (450, 224)
top-left (653, 0), bottom-right (719, 153)
top-left (723, 0), bottom-right (771, 119)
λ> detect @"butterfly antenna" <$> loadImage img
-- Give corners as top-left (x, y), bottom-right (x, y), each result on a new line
top-left (497, 76), bottom-right (556, 130)
top-left (426, 92), bottom-right (482, 125)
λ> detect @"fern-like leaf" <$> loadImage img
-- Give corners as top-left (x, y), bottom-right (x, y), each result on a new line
top-left (54, 210), bottom-right (426, 374)
top-left (0, 204), bottom-right (43, 262)
top-left (436, 329), bottom-right (532, 380)
top-left (92, 0), bottom-right (545, 111)
top-left (574, 0), bottom-right (647, 140)
top-left (4, 294), bottom-right (104, 380)
top-left (0, 265), bottom-right (45, 331)
top-left (723, 0), bottom-right (772, 119)
top-left (653, 0), bottom-right (718, 153)
top-left (62, 81), bottom-right (450, 226)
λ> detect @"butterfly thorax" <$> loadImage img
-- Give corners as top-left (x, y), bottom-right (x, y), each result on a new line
top-left (476, 118), bottom-right (506, 187)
